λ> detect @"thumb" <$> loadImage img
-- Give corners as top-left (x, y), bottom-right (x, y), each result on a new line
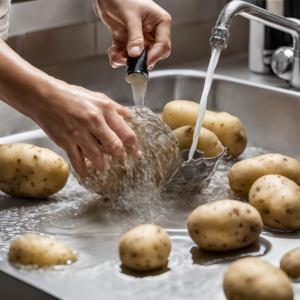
top-left (126, 19), bottom-right (144, 57)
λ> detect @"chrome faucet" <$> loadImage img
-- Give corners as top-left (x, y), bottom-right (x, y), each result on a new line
top-left (210, 0), bottom-right (300, 90)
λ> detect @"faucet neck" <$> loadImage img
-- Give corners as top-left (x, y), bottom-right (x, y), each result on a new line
top-left (210, 0), bottom-right (300, 52)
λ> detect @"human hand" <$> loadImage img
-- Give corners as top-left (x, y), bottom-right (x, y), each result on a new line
top-left (93, 0), bottom-right (171, 70)
top-left (0, 39), bottom-right (141, 182)
top-left (32, 80), bottom-right (141, 181)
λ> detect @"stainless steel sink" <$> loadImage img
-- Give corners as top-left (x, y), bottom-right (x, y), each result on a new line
top-left (1, 69), bottom-right (300, 300)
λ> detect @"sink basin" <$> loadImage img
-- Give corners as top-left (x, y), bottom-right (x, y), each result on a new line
top-left (1, 69), bottom-right (300, 300)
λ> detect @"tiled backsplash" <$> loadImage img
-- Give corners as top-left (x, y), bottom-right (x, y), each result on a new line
top-left (1, 0), bottom-right (249, 137)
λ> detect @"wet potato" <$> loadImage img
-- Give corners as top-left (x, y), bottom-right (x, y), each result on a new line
top-left (119, 224), bottom-right (171, 272)
top-left (173, 125), bottom-right (223, 158)
top-left (281, 247), bottom-right (300, 278)
top-left (9, 234), bottom-right (76, 266)
top-left (160, 100), bottom-right (247, 158)
top-left (228, 154), bottom-right (300, 198)
top-left (223, 257), bottom-right (293, 300)
top-left (249, 175), bottom-right (300, 230)
top-left (0, 143), bottom-right (69, 198)
top-left (187, 199), bottom-right (263, 252)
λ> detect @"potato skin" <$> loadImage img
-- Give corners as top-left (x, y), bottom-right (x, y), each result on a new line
top-left (202, 110), bottom-right (247, 158)
top-left (161, 100), bottom-right (198, 130)
top-left (0, 143), bottom-right (69, 198)
top-left (249, 175), bottom-right (300, 230)
top-left (281, 247), bottom-right (300, 278)
top-left (9, 234), bottom-right (76, 266)
top-left (173, 125), bottom-right (223, 158)
top-left (229, 154), bottom-right (300, 198)
top-left (161, 100), bottom-right (247, 157)
top-left (223, 257), bottom-right (293, 300)
top-left (119, 224), bottom-right (171, 272)
top-left (187, 199), bottom-right (263, 252)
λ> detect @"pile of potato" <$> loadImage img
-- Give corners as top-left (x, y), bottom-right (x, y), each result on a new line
top-left (160, 100), bottom-right (247, 158)
top-left (228, 154), bottom-right (300, 231)
top-left (2, 99), bottom-right (300, 300)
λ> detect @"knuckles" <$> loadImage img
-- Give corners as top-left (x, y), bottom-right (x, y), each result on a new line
top-left (123, 131), bottom-right (136, 146)
top-left (161, 12), bottom-right (172, 24)
top-left (101, 100), bottom-right (114, 110)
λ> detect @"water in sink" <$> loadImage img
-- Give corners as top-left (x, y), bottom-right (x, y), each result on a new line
top-left (189, 47), bottom-right (221, 160)
top-left (0, 145), bottom-right (272, 278)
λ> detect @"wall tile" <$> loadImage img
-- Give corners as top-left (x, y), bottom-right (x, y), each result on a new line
top-left (156, 0), bottom-right (224, 26)
top-left (23, 22), bottom-right (96, 67)
top-left (96, 21), bottom-right (112, 55)
top-left (9, 0), bottom-right (97, 36)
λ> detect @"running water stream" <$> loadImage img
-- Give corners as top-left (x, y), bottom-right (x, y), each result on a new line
top-left (189, 48), bottom-right (222, 161)
top-left (125, 73), bottom-right (148, 106)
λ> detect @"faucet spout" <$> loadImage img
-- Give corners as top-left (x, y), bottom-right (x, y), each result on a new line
top-left (210, 0), bottom-right (300, 89)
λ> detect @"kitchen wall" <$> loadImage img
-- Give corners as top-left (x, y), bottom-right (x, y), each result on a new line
top-left (1, 0), bottom-right (249, 137)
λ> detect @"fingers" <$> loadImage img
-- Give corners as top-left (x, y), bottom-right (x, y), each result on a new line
top-left (92, 114), bottom-right (128, 161)
top-left (147, 13), bottom-right (172, 70)
top-left (108, 44), bottom-right (127, 68)
top-left (125, 18), bottom-right (144, 57)
top-left (110, 101), bottom-right (133, 119)
top-left (64, 144), bottom-right (88, 181)
top-left (132, 143), bottom-right (142, 159)
top-left (77, 133), bottom-right (111, 171)
top-left (104, 109), bottom-right (137, 147)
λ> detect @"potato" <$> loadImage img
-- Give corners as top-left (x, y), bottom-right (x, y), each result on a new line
top-left (77, 106), bottom-right (181, 198)
top-left (249, 175), bottom-right (300, 230)
top-left (160, 100), bottom-right (247, 157)
top-left (119, 224), bottom-right (171, 272)
top-left (0, 143), bottom-right (69, 198)
top-left (173, 125), bottom-right (223, 158)
top-left (223, 257), bottom-right (293, 300)
top-left (187, 199), bottom-right (263, 252)
top-left (281, 247), bottom-right (300, 278)
top-left (160, 100), bottom-right (198, 130)
top-left (202, 110), bottom-right (247, 158)
top-left (9, 234), bottom-right (76, 266)
top-left (229, 154), bottom-right (300, 198)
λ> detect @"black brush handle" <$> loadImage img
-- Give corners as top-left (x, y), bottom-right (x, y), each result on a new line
top-left (125, 50), bottom-right (149, 79)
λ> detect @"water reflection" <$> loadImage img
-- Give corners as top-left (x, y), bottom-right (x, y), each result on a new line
top-left (120, 264), bottom-right (170, 278)
top-left (190, 237), bottom-right (271, 266)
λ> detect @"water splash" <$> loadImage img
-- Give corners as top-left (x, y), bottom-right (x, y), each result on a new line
top-left (71, 106), bottom-right (181, 212)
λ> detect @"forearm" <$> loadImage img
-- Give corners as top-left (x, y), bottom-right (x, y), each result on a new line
top-left (0, 39), bottom-right (54, 120)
